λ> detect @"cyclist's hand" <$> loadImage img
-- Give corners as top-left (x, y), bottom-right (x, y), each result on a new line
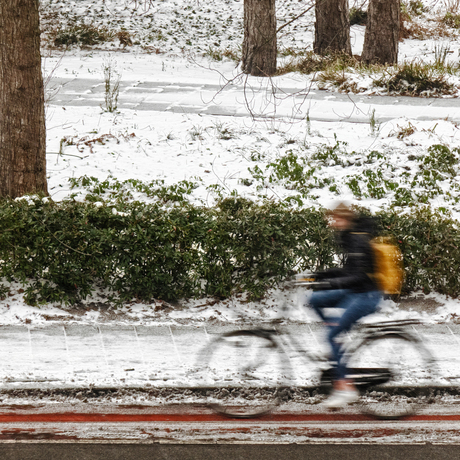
top-left (291, 273), bottom-right (331, 290)
top-left (295, 273), bottom-right (317, 283)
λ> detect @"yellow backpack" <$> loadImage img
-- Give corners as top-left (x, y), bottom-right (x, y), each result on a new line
top-left (370, 237), bottom-right (404, 295)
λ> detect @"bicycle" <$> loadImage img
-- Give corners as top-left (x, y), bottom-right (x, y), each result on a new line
top-left (196, 280), bottom-right (436, 420)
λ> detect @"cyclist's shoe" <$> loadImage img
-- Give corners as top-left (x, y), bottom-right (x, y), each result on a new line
top-left (322, 389), bottom-right (359, 409)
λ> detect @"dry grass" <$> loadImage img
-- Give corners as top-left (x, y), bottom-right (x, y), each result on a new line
top-left (442, 0), bottom-right (460, 13)
top-left (276, 51), bottom-right (361, 76)
top-left (400, 19), bottom-right (455, 39)
top-left (400, 0), bottom-right (460, 38)
top-left (390, 122), bottom-right (417, 139)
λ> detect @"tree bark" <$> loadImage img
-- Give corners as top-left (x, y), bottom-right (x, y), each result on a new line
top-left (362, 0), bottom-right (400, 65)
top-left (242, 0), bottom-right (277, 77)
top-left (314, 0), bottom-right (351, 55)
top-left (0, 0), bottom-right (48, 198)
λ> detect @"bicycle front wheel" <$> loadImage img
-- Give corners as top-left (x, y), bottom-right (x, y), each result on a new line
top-left (198, 330), bottom-right (292, 418)
top-left (346, 332), bottom-right (434, 419)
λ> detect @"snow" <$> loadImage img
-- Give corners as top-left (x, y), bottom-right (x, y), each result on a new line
top-left (3, 0), bottom-right (460, 325)
top-left (0, 5), bottom-right (459, 439)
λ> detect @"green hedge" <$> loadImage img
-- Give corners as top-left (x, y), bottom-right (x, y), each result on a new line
top-left (378, 208), bottom-right (460, 296)
top-left (0, 197), bottom-right (459, 305)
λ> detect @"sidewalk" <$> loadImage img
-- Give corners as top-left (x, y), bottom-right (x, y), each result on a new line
top-left (0, 321), bottom-right (459, 390)
top-left (48, 76), bottom-right (460, 123)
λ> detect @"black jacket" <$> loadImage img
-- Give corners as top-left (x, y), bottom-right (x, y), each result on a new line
top-left (317, 217), bottom-right (379, 293)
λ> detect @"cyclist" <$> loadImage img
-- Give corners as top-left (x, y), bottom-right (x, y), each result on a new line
top-left (309, 202), bottom-right (382, 408)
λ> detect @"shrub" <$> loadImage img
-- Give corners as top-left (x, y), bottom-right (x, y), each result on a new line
top-left (0, 197), bottom-right (336, 304)
top-left (378, 208), bottom-right (460, 296)
top-left (53, 23), bottom-right (114, 47)
top-left (0, 198), bottom-right (207, 304)
top-left (407, 0), bottom-right (427, 16)
top-left (69, 176), bottom-right (199, 206)
top-left (311, 141), bottom-right (347, 166)
top-left (421, 144), bottom-right (459, 177)
top-left (373, 62), bottom-right (455, 96)
top-left (201, 200), bottom-right (334, 298)
top-left (442, 11), bottom-right (460, 28)
top-left (2, 195), bottom-right (460, 305)
top-left (349, 7), bottom-right (367, 26)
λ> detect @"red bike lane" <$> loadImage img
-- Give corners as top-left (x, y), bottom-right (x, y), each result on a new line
top-left (0, 404), bottom-right (459, 444)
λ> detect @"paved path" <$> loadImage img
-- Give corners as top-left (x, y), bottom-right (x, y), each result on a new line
top-left (0, 322), bottom-right (459, 390)
top-left (48, 77), bottom-right (460, 123)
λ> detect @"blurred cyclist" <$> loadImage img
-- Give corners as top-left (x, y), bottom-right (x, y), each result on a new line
top-left (309, 202), bottom-right (382, 408)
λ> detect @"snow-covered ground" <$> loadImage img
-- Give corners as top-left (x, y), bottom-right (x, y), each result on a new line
top-left (4, 0), bottom-right (460, 323)
top-left (40, 1), bottom-right (460, 218)
top-left (2, 278), bottom-right (460, 326)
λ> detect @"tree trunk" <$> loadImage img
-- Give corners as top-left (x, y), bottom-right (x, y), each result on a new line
top-left (242, 0), bottom-right (277, 77)
top-left (362, 0), bottom-right (400, 65)
top-left (0, 0), bottom-right (47, 198)
top-left (314, 0), bottom-right (351, 55)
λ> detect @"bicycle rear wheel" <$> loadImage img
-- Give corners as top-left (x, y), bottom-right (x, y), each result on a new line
top-left (198, 330), bottom-right (292, 418)
top-left (346, 332), bottom-right (435, 419)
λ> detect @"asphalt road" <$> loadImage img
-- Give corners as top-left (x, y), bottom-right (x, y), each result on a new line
top-left (1, 443), bottom-right (459, 460)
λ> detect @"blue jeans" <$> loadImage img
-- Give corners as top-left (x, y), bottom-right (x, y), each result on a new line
top-left (308, 289), bottom-right (382, 380)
